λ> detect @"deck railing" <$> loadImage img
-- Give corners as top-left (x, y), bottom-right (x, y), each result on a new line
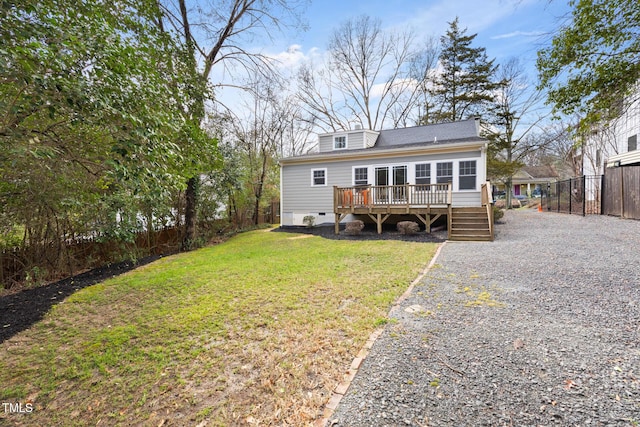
top-left (481, 181), bottom-right (494, 240)
top-left (334, 183), bottom-right (452, 210)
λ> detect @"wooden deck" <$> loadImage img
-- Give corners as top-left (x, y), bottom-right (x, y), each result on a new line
top-left (333, 183), bottom-right (494, 240)
top-left (333, 183), bottom-right (453, 234)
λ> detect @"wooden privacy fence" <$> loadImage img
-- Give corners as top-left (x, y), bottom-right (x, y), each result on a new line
top-left (603, 165), bottom-right (640, 219)
top-left (540, 165), bottom-right (640, 220)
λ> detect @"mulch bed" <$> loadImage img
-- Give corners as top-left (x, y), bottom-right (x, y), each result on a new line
top-left (1, 224), bottom-right (444, 344)
top-left (0, 255), bottom-right (160, 343)
top-left (273, 224), bottom-right (447, 243)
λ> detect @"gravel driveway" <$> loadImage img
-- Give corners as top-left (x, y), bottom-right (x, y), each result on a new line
top-left (329, 210), bottom-right (640, 426)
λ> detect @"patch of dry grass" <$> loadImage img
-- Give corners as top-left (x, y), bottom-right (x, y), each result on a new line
top-left (0, 229), bottom-right (437, 426)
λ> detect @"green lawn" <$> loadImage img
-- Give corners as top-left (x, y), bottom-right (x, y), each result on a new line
top-left (0, 228), bottom-right (437, 426)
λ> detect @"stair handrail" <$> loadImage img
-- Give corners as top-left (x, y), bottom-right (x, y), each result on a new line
top-left (481, 182), bottom-right (494, 241)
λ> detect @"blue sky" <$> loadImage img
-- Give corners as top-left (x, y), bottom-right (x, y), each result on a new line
top-left (270, 0), bottom-right (572, 80)
top-left (214, 0), bottom-right (574, 127)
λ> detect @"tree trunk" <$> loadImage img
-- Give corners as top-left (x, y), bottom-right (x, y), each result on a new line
top-left (253, 190), bottom-right (262, 225)
top-left (181, 176), bottom-right (198, 251)
top-left (506, 177), bottom-right (513, 210)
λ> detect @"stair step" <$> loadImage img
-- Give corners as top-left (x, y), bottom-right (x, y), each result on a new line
top-left (452, 227), bottom-right (488, 231)
top-left (452, 207), bottom-right (486, 212)
top-left (451, 229), bottom-right (491, 236)
top-left (452, 220), bottom-right (489, 225)
top-left (449, 207), bottom-right (493, 241)
top-left (449, 235), bottom-right (493, 241)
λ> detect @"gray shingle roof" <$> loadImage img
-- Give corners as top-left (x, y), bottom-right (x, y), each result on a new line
top-left (280, 118), bottom-right (486, 163)
top-left (375, 118), bottom-right (480, 147)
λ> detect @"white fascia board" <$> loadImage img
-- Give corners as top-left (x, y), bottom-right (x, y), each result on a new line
top-left (279, 139), bottom-right (487, 166)
top-left (606, 149), bottom-right (640, 167)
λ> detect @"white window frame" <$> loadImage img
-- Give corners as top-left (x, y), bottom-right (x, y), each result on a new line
top-left (333, 134), bottom-right (347, 150)
top-left (415, 163), bottom-right (431, 188)
top-left (353, 166), bottom-right (368, 186)
top-left (458, 160), bottom-right (477, 191)
top-left (311, 168), bottom-right (327, 186)
top-left (436, 162), bottom-right (453, 184)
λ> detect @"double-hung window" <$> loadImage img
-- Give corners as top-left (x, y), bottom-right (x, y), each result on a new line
top-left (354, 167), bottom-right (368, 186)
top-left (311, 168), bottom-right (327, 186)
top-left (436, 162), bottom-right (453, 184)
top-left (459, 160), bottom-right (477, 190)
top-left (415, 163), bottom-right (430, 190)
top-left (334, 135), bottom-right (347, 149)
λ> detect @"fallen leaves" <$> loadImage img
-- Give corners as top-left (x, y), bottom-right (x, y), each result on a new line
top-left (512, 338), bottom-right (525, 350)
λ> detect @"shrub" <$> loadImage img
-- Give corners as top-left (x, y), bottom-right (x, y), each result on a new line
top-left (493, 205), bottom-right (504, 223)
top-left (303, 215), bottom-right (315, 228)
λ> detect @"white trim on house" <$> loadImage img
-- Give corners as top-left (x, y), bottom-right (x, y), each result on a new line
top-left (280, 119), bottom-right (489, 227)
top-left (345, 157), bottom-right (482, 192)
top-left (606, 149), bottom-right (640, 167)
top-left (310, 168), bottom-right (328, 186)
top-left (333, 134), bottom-right (348, 150)
top-left (280, 139), bottom-right (487, 166)
top-left (352, 166), bottom-right (369, 186)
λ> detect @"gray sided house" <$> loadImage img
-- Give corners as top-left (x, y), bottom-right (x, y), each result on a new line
top-left (279, 118), bottom-right (495, 241)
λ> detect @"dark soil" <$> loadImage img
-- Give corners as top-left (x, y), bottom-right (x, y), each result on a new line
top-left (0, 255), bottom-right (161, 343)
top-left (273, 224), bottom-right (447, 243)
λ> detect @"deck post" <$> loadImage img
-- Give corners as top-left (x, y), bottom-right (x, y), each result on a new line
top-left (334, 184), bottom-right (451, 236)
top-left (447, 204), bottom-right (452, 240)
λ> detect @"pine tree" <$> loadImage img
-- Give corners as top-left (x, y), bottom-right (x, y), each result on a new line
top-left (426, 17), bottom-right (499, 124)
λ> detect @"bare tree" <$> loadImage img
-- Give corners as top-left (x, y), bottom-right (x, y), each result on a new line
top-left (404, 37), bottom-right (439, 126)
top-left (156, 0), bottom-right (307, 249)
top-left (297, 63), bottom-right (353, 132)
top-left (485, 57), bottom-right (550, 206)
top-left (278, 97), bottom-right (317, 157)
top-left (297, 15), bottom-right (418, 131)
top-left (541, 120), bottom-right (582, 178)
top-left (226, 74), bottom-right (306, 225)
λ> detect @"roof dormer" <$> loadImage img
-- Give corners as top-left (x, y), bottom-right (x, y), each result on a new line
top-left (317, 128), bottom-right (380, 153)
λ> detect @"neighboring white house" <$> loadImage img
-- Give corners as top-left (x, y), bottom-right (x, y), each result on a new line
top-left (582, 86), bottom-right (640, 174)
top-left (279, 118), bottom-right (493, 239)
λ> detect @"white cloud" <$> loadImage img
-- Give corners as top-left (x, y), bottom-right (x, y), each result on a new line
top-left (491, 30), bottom-right (545, 40)
top-left (269, 44), bottom-right (307, 69)
top-left (400, 0), bottom-right (524, 35)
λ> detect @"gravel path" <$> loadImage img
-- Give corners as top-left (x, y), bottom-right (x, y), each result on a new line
top-left (329, 210), bottom-right (640, 426)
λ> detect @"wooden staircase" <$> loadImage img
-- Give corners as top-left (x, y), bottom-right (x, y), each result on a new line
top-left (449, 207), bottom-right (493, 241)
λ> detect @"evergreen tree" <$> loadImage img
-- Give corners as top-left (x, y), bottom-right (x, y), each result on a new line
top-left (426, 17), bottom-right (499, 124)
